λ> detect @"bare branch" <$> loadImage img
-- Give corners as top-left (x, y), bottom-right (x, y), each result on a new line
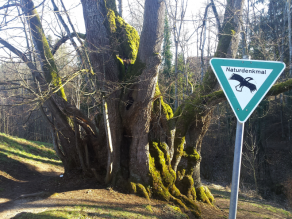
top-left (0, 3), bottom-right (21, 10)
top-left (0, 37), bottom-right (45, 84)
top-left (210, 0), bottom-right (221, 33)
top-left (52, 33), bottom-right (86, 55)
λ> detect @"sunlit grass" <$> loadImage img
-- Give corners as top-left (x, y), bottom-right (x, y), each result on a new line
top-left (14, 206), bottom-right (156, 219)
top-left (12, 203), bottom-right (190, 219)
top-left (0, 133), bottom-right (62, 167)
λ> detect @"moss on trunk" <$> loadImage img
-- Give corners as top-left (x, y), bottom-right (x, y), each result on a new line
top-left (176, 148), bottom-right (200, 201)
top-left (130, 141), bottom-right (201, 217)
top-left (23, 0), bottom-right (66, 100)
top-left (103, 1), bottom-right (140, 81)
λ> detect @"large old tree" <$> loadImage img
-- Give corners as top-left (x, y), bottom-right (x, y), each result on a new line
top-left (1, 0), bottom-right (292, 216)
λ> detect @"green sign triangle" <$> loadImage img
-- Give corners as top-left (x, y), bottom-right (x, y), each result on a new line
top-left (210, 58), bottom-right (285, 123)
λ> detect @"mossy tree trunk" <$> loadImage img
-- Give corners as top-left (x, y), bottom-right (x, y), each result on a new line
top-left (3, 0), bottom-right (292, 217)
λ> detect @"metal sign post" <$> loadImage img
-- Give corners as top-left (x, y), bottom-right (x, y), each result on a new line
top-left (228, 121), bottom-right (244, 219)
top-left (228, 56), bottom-right (249, 219)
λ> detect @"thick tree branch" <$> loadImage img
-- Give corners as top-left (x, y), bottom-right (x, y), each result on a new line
top-left (207, 78), bottom-right (292, 107)
top-left (267, 78), bottom-right (292, 96)
top-left (176, 78), bottom-right (292, 128)
top-left (137, 0), bottom-right (165, 63)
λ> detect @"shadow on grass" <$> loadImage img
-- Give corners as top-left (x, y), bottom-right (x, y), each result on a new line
top-left (12, 212), bottom-right (67, 219)
top-left (0, 153), bottom-right (62, 201)
top-left (0, 148), bottom-right (62, 167)
top-left (210, 188), bottom-right (230, 199)
top-left (0, 135), bottom-right (57, 160)
top-left (0, 153), bottom-right (45, 180)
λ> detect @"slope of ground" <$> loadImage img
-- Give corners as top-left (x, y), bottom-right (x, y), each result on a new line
top-left (0, 133), bottom-right (291, 218)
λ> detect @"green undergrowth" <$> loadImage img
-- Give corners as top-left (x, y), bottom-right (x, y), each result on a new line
top-left (0, 133), bottom-right (62, 168)
top-left (12, 204), bottom-right (189, 219)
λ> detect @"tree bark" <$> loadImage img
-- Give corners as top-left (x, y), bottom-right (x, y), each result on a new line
top-left (127, 0), bottom-right (165, 182)
top-left (81, 0), bottom-right (122, 180)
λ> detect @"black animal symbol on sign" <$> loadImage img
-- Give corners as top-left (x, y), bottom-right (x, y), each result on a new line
top-left (229, 73), bottom-right (257, 93)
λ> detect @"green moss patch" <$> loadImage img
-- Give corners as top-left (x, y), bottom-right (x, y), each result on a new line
top-left (183, 148), bottom-right (200, 162)
top-left (149, 142), bottom-right (176, 188)
top-left (105, 7), bottom-right (139, 60)
top-left (154, 84), bottom-right (174, 121)
top-left (103, 1), bottom-right (141, 81)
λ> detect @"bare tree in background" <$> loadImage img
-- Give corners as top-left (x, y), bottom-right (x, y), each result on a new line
top-left (165, 0), bottom-right (188, 110)
top-left (243, 130), bottom-right (260, 193)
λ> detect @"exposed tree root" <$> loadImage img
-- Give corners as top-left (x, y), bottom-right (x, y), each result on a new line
top-left (130, 182), bottom-right (150, 201)
top-left (174, 146), bottom-right (215, 206)
top-left (196, 186), bottom-right (214, 204)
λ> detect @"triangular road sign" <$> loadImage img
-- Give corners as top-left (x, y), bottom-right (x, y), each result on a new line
top-left (210, 58), bottom-right (285, 123)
